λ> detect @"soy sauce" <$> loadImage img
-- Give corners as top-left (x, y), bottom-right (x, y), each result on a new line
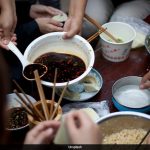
top-left (23, 64), bottom-right (47, 80)
top-left (34, 52), bottom-right (86, 83)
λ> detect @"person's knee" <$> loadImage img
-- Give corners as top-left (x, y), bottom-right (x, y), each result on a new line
top-left (85, 0), bottom-right (114, 24)
top-left (110, 0), bottom-right (150, 21)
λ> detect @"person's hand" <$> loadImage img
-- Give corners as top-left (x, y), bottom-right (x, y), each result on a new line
top-left (0, 0), bottom-right (17, 49)
top-left (0, 29), bottom-right (17, 50)
top-left (24, 121), bottom-right (60, 144)
top-left (63, 17), bottom-right (82, 39)
top-left (30, 4), bottom-right (63, 19)
top-left (35, 17), bottom-right (63, 34)
top-left (140, 72), bottom-right (150, 89)
top-left (65, 111), bottom-right (102, 144)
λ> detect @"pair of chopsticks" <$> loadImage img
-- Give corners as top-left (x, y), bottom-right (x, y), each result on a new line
top-left (13, 69), bottom-right (68, 122)
top-left (13, 81), bottom-right (44, 121)
top-left (34, 69), bottom-right (69, 121)
top-left (84, 14), bottom-right (119, 43)
top-left (87, 28), bottom-right (107, 43)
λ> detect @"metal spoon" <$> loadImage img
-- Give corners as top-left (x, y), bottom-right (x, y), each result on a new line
top-left (7, 41), bottom-right (47, 81)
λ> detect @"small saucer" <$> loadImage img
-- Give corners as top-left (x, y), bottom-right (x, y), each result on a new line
top-left (56, 68), bottom-right (103, 101)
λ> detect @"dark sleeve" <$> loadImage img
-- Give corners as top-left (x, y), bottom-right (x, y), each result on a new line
top-left (15, 20), bottom-right (42, 52)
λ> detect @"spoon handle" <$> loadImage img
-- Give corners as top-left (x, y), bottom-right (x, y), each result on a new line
top-left (7, 41), bottom-right (29, 68)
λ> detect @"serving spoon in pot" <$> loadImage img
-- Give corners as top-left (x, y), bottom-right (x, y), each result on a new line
top-left (7, 41), bottom-right (48, 81)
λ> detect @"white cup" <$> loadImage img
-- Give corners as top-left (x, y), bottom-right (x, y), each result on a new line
top-left (100, 22), bottom-right (136, 62)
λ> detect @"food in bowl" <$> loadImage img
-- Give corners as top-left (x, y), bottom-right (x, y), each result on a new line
top-left (34, 52), bottom-right (86, 83)
top-left (98, 112), bottom-right (150, 145)
top-left (24, 32), bottom-right (95, 87)
top-left (112, 76), bottom-right (150, 112)
top-left (7, 107), bottom-right (28, 129)
top-left (102, 128), bottom-right (147, 144)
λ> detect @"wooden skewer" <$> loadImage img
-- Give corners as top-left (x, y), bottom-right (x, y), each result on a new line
top-left (50, 68), bottom-right (57, 118)
top-left (34, 70), bottom-right (49, 120)
top-left (87, 28), bottom-right (107, 43)
top-left (85, 14), bottom-right (119, 43)
top-left (15, 98), bottom-right (34, 117)
top-left (50, 81), bottom-right (69, 120)
top-left (13, 80), bottom-right (45, 120)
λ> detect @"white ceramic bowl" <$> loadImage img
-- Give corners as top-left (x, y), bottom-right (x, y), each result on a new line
top-left (24, 32), bottom-right (95, 87)
top-left (100, 22), bottom-right (136, 62)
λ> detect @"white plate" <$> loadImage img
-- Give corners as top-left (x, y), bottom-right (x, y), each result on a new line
top-left (7, 93), bottom-right (36, 109)
top-left (56, 68), bottom-right (103, 101)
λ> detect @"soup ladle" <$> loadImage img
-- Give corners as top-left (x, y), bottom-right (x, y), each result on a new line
top-left (7, 41), bottom-right (48, 81)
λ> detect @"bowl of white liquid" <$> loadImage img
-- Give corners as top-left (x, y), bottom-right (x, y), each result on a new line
top-left (112, 76), bottom-right (150, 112)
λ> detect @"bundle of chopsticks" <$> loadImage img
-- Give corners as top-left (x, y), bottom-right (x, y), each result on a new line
top-left (13, 68), bottom-right (68, 121)
top-left (85, 14), bottom-right (119, 43)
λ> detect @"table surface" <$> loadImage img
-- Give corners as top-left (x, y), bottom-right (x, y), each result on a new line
top-left (93, 47), bottom-right (150, 112)
top-left (8, 46), bottom-right (150, 144)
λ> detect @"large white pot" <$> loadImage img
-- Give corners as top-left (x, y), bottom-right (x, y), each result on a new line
top-left (24, 32), bottom-right (95, 87)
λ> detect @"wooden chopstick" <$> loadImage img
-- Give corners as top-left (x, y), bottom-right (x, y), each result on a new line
top-left (50, 81), bottom-right (69, 120)
top-left (14, 89), bottom-right (41, 121)
top-left (87, 28), bottom-right (107, 43)
top-left (15, 98), bottom-right (34, 117)
top-left (84, 14), bottom-right (119, 43)
top-left (14, 89), bottom-right (33, 111)
top-left (34, 70), bottom-right (49, 120)
top-left (13, 80), bottom-right (45, 120)
top-left (50, 68), bottom-right (57, 118)
top-left (135, 129), bottom-right (150, 150)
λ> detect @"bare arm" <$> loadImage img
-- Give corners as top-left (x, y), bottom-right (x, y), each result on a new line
top-left (63, 0), bottom-right (87, 39)
top-left (0, 0), bottom-right (17, 49)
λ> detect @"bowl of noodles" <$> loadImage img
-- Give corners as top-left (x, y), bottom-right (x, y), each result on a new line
top-left (97, 112), bottom-right (150, 144)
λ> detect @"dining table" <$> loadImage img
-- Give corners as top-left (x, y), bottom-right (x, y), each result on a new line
top-left (8, 46), bottom-right (150, 144)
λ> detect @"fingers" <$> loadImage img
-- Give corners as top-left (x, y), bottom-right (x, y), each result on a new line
top-left (65, 111), bottom-right (92, 134)
top-left (140, 80), bottom-right (150, 89)
top-left (24, 121), bottom-right (60, 144)
top-left (140, 72), bottom-right (150, 89)
top-left (48, 19), bottom-right (63, 27)
top-left (63, 19), bottom-right (80, 39)
top-left (47, 6), bottom-right (63, 16)
top-left (28, 121), bottom-right (60, 138)
top-left (47, 24), bottom-right (63, 32)
top-left (32, 128), bottom-right (54, 144)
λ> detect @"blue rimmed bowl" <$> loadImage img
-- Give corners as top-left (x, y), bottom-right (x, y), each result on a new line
top-left (112, 76), bottom-right (150, 113)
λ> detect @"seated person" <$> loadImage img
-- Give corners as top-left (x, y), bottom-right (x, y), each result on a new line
top-left (81, 0), bottom-right (150, 38)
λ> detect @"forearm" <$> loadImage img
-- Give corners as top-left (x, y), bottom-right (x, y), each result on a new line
top-left (69, 0), bottom-right (87, 19)
top-left (0, 0), bottom-right (15, 10)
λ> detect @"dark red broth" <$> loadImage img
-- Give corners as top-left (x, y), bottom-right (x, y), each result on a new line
top-left (23, 64), bottom-right (47, 80)
top-left (34, 52), bottom-right (86, 83)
